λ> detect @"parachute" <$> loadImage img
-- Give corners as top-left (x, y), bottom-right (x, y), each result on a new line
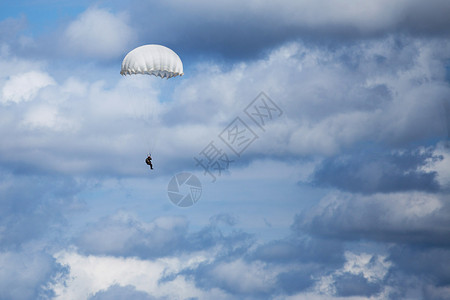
top-left (120, 44), bottom-right (183, 78)
top-left (120, 44), bottom-right (183, 170)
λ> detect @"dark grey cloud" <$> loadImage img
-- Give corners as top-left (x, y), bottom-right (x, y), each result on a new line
top-left (275, 269), bottom-right (316, 295)
top-left (377, 245), bottom-right (450, 299)
top-left (334, 272), bottom-right (382, 297)
top-left (294, 191), bottom-right (450, 247)
top-left (6, 0), bottom-right (450, 62)
top-left (114, 0), bottom-right (450, 60)
top-left (311, 148), bottom-right (442, 194)
top-left (444, 99), bottom-right (450, 144)
top-left (291, 188), bottom-right (450, 297)
top-left (252, 237), bottom-right (344, 266)
top-left (389, 246), bottom-right (450, 286)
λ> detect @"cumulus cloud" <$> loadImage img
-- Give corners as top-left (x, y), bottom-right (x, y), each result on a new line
top-left (2, 204), bottom-right (443, 300)
top-left (49, 250), bottom-right (229, 300)
top-left (168, 36), bottom-right (450, 159)
top-left (63, 7), bottom-right (136, 59)
top-left (48, 210), bottom-right (442, 299)
top-left (1, 2), bottom-right (450, 299)
top-left (1, 34), bottom-right (449, 177)
top-left (1, 71), bottom-right (55, 104)
top-left (89, 285), bottom-right (157, 300)
top-left (21, 104), bottom-right (78, 131)
top-left (49, 214), bottom-right (325, 299)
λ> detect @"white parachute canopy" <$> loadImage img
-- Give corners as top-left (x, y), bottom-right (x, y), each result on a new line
top-left (120, 44), bottom-right (183, 78)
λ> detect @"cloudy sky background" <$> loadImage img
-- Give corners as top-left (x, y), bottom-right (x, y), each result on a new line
top-left (1, 0), bottom-right (450, 299)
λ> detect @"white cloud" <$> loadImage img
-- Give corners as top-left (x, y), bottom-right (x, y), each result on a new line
top-left (170, 36), bottom-right (450, 157)
top-left (208, 259), bottom-right (277, 294)
top-left (49, 250), bottom-right (229, 300)
top-left (21, 104), bottom-right (78, 131)
top-left (64, 8), bottom-right (136, 59)
top-left (1, 71), bottom-right (55, 104)
top-left (340, 252), bottom-right (391, 282)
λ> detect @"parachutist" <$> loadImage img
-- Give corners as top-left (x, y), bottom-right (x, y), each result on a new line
top-left (146, 155), bottom-right (153, 170)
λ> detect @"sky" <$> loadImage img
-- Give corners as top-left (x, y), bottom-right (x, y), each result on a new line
top-left (1, 0), bottom-right (450, 299)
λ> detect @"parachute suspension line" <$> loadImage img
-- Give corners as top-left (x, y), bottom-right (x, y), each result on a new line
top-left (145, 90), bottom-right (162, 160)
top-left (124, 78), bottom-right (154, 157)
top-left (146, 90), bottom-right (156, 156)
top-left (140, 82), bottom-right (155, 158)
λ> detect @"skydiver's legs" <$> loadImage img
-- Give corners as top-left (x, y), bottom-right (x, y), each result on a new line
top-left (149, 162), bottom-right (153, 169)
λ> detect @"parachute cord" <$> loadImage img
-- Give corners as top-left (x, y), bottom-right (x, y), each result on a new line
top-left (144, 83), bottom-right (160, 158)
top-left (123, 75), bottom-right (164, 161)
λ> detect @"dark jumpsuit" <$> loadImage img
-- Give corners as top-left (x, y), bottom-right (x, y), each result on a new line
top-left (146, 156), bottom-right (153, 169)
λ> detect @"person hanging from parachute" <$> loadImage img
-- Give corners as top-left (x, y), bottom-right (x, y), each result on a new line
top-left (120, 44), bottom-right (183, 170)
top-left (145, 154), bottom-right (153, 169)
